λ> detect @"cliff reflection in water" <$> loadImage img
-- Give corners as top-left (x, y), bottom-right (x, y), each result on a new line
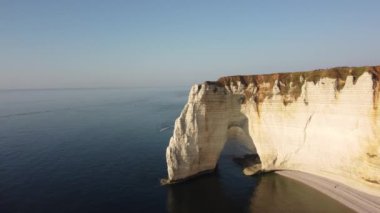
top-left (167, 139), bottom-right (354, 212)
top-left (167, 168), bottom-right (353, 212)
top-left (167, 173), bottom-right (240, 213)
top-left (250, 173), bottom-right (353, 212)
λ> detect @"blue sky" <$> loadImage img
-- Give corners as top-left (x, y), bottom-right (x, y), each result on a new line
top-left (1, 0), bottom-right (380, 89)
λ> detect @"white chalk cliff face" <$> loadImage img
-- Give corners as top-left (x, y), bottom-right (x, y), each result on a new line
top-left (166, 66), bottom-right (380, 196)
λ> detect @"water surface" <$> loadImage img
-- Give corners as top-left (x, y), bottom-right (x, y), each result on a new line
top-left (0, 88), bottom-right (353, 212)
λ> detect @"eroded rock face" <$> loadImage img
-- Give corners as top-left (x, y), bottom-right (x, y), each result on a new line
top-left (166, 66), bottom-right (380, 196)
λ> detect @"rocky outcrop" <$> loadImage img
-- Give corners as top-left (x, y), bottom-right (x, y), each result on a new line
top-left (165, 66), bottom-right (380, 196)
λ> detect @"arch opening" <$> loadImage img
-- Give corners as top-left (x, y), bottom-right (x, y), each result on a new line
top-left (218, 126), bottom-right (262, 176)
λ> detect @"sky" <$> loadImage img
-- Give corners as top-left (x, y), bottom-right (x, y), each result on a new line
top-left (1, 0), bottom-right (380, 89)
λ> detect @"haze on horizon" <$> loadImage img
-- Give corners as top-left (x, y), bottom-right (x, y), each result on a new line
top-left (1, 0), bottom-right (379, 90)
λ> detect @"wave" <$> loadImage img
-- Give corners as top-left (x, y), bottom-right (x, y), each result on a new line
top-left (160, 126), bottom-right (173, 132)
top-left (0, 110), bottom-right (52, 118)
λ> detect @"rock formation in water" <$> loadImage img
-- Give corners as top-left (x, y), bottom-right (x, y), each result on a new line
top-left (165, 66), bottom-right (380, 196)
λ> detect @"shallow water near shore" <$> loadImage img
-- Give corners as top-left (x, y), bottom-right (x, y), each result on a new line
top-left (0, 88), bottom-right (353, 212)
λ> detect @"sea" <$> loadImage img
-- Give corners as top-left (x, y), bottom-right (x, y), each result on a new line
top-left (0, 87), bottom-right (353, 213)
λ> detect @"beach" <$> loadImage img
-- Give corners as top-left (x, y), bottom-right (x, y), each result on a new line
top-left (276, 170), bottom-right (380, 212)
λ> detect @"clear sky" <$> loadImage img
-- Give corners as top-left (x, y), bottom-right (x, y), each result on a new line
top-left (1, 0), bottom-right (380, 89)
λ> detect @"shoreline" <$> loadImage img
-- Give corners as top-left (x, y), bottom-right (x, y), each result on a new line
top-left (276, 170), bottom-right (380, 212)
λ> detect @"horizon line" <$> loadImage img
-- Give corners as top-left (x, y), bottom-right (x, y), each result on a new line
top-left (0, 85), bottom-right (190, 92)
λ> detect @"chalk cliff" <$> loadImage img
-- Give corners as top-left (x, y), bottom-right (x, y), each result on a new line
top-left (165, 66), bottom-right (380, 196)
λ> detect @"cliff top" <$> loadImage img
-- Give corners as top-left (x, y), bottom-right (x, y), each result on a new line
top-left (206, 65), bottom-right (380, 89)
top-left (204, 65), bottom-right (380, 107)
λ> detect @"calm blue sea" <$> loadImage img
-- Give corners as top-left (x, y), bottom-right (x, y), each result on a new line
top-left (0, 88), bottom-right (352, 213)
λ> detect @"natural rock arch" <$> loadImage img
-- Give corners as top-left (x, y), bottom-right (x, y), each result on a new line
top-left (165, 66), bottom-right (380, 197)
